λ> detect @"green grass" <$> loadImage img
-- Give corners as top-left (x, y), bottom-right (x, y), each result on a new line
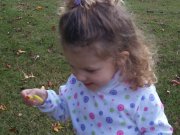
top-left (0, 0), bottom-right (179, 134)
top-left (126, 1), bottom-right (180, 134)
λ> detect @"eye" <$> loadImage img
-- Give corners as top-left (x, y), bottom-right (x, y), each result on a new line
top-left (85, 69), bottom-right (97, 73)
top-left (69, 64), bottom-right (75, 69)
top-left (69, 65), bottom-right (76, 72)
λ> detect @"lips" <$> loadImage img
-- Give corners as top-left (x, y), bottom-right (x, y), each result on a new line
top-left (84, 82), bottom-right (93, 86)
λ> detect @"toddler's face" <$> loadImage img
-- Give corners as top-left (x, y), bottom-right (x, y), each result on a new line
top-left (63, 46), bottom-right (117, 91)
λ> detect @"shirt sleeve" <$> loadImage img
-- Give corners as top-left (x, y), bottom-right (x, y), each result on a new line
top-left (135, 86), bottom-right (173, 135)
top-left (38, 86), bottom-right (70, 122)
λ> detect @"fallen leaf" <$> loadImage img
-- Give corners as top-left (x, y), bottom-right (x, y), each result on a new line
top-left (57, 7), bottom-right (65, 16)
top-left (18, 113), bottom-right (23, 117)
top-left (36, 6), bottom-right (44, 11)
top-left (47, 81), bottom-right (53, 88)
top-left (17, 49), bottom-right (26, 55)
top-left (147, 10), bottom-right (154, 13)
top-left (161, 28), bottom-right (165, 32)
top-left (22, 71), bottom-right (35, 79)
top-left (40, 86), bottom-right (45, 90)
top-left (47, 48), bottom-right (53, 53)
top-left (171, 80), bottom-right (180, 86)
top-left (47, 44), bottom-right (54, 53)
top-left (0, 104), bottom-right (7, 111)
top-left (32, 55), bottom-right (40, 61)
top-left (16, 2), bottom-right (30, 11)
top-left (14, 27), bottom-right (22, 32)
top-left (52, 122), bottom-right (64, 132)
top-left (9, 127), bottom-right (18, 133)
top-left (51, 25), bottom-right (56, 32)
top-left (174, 120), bottom-right (180, 129)
top-left (166, 90), bottom-right (170, 94)
top-left (5, 64), bottom-right (11, 69)
top-left (15, 16), bottom-right (23, 20)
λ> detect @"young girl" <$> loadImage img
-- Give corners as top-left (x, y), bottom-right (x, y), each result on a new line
top-left (21, 0), bottom-right (173, 134)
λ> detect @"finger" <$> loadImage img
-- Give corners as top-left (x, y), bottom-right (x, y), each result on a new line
top-left (21, 88), bottom-right (45, 106)
top-left (23, 96), bottom-right (39, 106)
top-left (25, 95), bottom-right (43, 106)
top-left (21, 89), bottom-right (31, 97)
top-left (20, 90), bottom-right (34, 105)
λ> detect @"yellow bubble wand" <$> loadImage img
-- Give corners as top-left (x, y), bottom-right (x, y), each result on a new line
top-left (26, 95), bottom-right (43, 103)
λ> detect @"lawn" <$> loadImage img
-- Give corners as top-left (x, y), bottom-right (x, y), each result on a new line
top-left (0, 0), bottom-right (179, 134)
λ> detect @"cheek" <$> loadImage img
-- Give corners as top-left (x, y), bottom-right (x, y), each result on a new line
top-left (101, 75), bottom-right (112, 83)
top-left (93, 73), bottom-right (112, 85)
top-left (98, 69), bottom-right (116, 84)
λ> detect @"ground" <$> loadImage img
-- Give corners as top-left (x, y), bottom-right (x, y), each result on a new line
top-left (0, 0), bottom-right (179, 134)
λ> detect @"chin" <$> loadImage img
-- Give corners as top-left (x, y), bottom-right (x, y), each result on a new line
top-left (89, 85), bottom-right (104, 91)
top-left (86, 85), bottom-right (99, 91)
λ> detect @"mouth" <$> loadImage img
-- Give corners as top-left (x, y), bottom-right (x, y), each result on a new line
top-left (84, 82), bottom-right (93, 86)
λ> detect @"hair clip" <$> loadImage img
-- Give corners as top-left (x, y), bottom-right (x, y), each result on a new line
top-left (74, 0), bottom-right (81, 6)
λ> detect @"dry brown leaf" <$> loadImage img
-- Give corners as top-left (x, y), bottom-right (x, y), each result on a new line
top-left (174, 120), bottom-right (180, 129)
top-left (51, 25), bottom-right (56, 32)
top-left (5, 64), bottom-right (11, 69)
top-left (22, 71), bottom-right (35, 79)
top-left (171, 80), bottom-right (180, 86)
top-left (17, 49), bottom-right (26, 55)
top-left (15, 16), bottom-right (23, 20)
top-left (47, 81), bottom-right (53, 87)
top-left (36, 6), bottom-right (44, 11)
top-left (0, 104), bottom-right (7, 111)
top-left (47, 48), bottom-right (52, 53)
top-left (52, 122), bottom-right (64, 132)
top-left (9, 127), bottom-right (18, 133)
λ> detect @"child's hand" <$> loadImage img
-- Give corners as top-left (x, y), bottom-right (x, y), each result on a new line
top-left (21, 88), bottom-right (47, 106)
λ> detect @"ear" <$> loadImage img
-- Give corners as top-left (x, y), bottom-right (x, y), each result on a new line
top-left (115, 51), bottom-right (129, 65)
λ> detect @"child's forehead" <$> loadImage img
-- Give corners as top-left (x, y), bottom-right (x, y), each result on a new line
top-left (63, 40), bottom-right (111, 51)
top-left (63, 42), bottom-right (115, 60)
top-left (63, 45), bottom-right (92, 53)
top-left (63, 41), bottom-right (114, 59)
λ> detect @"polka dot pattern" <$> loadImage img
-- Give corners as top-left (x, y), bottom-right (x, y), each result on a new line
top-left (39, 74), bottom-right (173, 135)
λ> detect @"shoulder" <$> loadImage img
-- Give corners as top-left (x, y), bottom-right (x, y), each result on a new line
top-left (125, 84), bottom-right (162, 110)
top-left (133, 85), bottom-right (164, 112)
top-left (135, 84), bottom-right (156, 94)
top-left (136, 85), bottom-right (161, 103)
top-left (134, 85), bottom-right (173, 134)
top-left (124, 84), bottom-right (158, 101)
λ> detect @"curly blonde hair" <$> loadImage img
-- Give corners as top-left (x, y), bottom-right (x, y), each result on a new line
top-left (59, 0), bottom-right (157, 90)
